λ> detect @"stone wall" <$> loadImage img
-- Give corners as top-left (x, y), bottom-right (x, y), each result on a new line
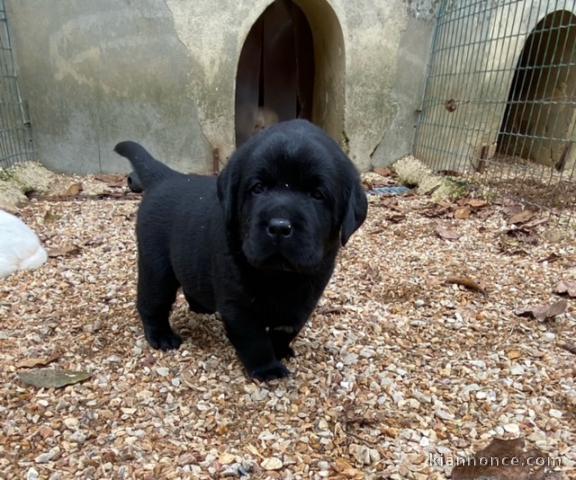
top-left (6, 0), bottom-right (439, 174)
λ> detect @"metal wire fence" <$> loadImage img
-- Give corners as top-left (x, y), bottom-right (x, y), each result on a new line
top-left (414, 0), bottom-right (576, 221)
top-left (0, 0), bottom-right (33, 168)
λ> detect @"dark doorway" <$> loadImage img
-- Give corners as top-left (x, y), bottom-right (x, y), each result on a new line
top-left (498, 10), bottom-right (576, 170)
top-left (235, 0), bottom-right (315, 146)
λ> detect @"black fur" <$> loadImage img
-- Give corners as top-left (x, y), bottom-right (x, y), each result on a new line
top-left (114, 120), bottom-right (367, 381)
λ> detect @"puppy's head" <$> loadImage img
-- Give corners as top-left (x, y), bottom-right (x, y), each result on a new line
top-left (218, 120), bottom-right (367, 273)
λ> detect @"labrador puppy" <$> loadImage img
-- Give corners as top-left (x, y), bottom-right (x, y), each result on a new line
top-left (114, 119), bottom-right (367, 381)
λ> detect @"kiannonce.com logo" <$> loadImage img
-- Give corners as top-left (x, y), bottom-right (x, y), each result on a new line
top-left (428, 453), bottom-right (563, 468)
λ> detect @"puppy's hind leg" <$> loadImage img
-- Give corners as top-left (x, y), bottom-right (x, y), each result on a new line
top-left (137, 260), bottom-right (182, 351)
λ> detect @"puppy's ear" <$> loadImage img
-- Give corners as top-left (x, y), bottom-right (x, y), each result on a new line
top-left (340, 178), bottom-right (368, 246)
top-left (217, 156), bottom-right (239, 229)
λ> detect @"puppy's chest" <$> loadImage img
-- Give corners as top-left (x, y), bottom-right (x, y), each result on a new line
top-left (253, 285), bottom-right (318, 327)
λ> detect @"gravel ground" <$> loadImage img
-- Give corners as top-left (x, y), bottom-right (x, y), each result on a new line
top-left (0, 177), bottom-right (575, 479)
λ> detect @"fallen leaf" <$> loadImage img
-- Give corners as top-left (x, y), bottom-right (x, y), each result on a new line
top-left (452, 437), bottom-right (551, 480)
top-left (435, 224), bottom-right (461, 241)
top-left (553, 280), bottom-right (576, 298)
top-left (65, 182), bottom-right (83, 197)
top-left (559, 343), bottom-right (576, 355)
top-left (47, 244), bottom-right (81, 258)
top-left (507, 350), bottom-right (522, 360)
top-left (94, 174), bottom-right (126, 188)
top-left (465, 198), bottom-right (488, 209)
top-left (420, 203), bottom-right (452, 218)
top-left (515, 299), bottom-right (567, 322)
top-left (16, 353), bottom-right (60, 369)
top-left (454, 206), bottom-right (471, 220)
top-left (385, 212), bottom-right (406, 223)
top-left (509, 209), bottom-right (536, 225)
top-left (538, 253), bottom-right (561, 263)
top-left (373, 167), bottom-right (393, 177)
top-left (503, 203), bottom-right (524, 217)
top-left (18, 369), bottom-right (92, 389)
top-left (445, 276), bottom-right (486, 295)
top-left (261, 457), bottom-right (283, 471)
top-left (522, 217), bottom-right (548, 229)
top-left (334, 458), bottom-right (363, 478)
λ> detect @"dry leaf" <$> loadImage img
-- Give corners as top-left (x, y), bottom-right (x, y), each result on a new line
top-left (538, 253), bottom-right (561, 263)
top-left (522, 218), bottom-right (548, 229)
top-left (94, 174), bottom-right (126, 188)
top-left (465, 199), bottom-right (488, 209)
top-left (506, 350), bottom-right (522, 360)
top-left (16, 354), bottom-right (60, 369)
top-left (47, 244), bottom-right (81, 258)
top-left (452, 437), bottom-right (551, 480)
top-left (373, 167), bottom-right (393, 177)
top-left (454, 207), bottom-right (471, 220)
top-left (436, 224), bottom-right (461, 241)
top-left (18, 369), bottom-right (92, 389)
top-left (445, 276), bottom-right (486, 295)
top-left (559, 343), bottom-right (576, 355)
top-left (553, 280), bottom-right (576, 298)
top-left (420, 203), bottom-right (452, 218)
top-left (509, 209), bottom-right (536, 225)
top-left (386, 212), bottom-right (406, 224)
top-left (515, 299), bottom-right (567, 322)
top-left (334, 458), bottom-right (363, 478)
top-left (65, 182), bottom-right (83, 197)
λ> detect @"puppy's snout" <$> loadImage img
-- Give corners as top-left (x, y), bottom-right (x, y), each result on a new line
top-left (266, 218), bottom-right (293, 238)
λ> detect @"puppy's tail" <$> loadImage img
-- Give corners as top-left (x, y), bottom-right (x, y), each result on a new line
top-left (114, 141), bottom-right (176, 191)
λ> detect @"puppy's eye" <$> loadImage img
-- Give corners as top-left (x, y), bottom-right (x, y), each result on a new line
top-left (250, 183), bottom-right (266, 195)
top-left (310, 189), bottom-right (325, 200)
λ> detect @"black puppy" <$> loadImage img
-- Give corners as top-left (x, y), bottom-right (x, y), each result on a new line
top-left (114, 120), bottom-right (367, 381)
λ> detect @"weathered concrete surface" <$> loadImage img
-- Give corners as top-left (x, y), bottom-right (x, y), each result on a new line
top-left (371, 14), bottom-right (436, 168)
top-left (7, 0), bottom-right (438, 174)
top-left (7, 0), bottom-right (213, 175)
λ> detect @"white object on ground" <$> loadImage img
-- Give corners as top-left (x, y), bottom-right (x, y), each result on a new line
top-left (0, 209), bottom-right (47, 278)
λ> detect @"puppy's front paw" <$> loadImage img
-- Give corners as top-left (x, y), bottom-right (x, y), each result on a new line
top-left (250, 361), bottom-right (290, 382)
top-left (275, 345), bottom-right (295, 360)
top-left (145, 329), bottom-right (182, 351)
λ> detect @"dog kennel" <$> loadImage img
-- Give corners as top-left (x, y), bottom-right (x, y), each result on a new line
top-left (414, 0), bottom-right (576, 200)
top-left (235, 0), bottom-right (345, 147)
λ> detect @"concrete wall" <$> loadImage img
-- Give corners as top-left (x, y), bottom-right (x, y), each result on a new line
top-left (415, 1), bottom-right (576, 173)
top-left (6, 0), bottom-right (438, 174)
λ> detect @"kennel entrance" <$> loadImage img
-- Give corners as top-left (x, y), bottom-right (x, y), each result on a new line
top-left (235, 0), bottom-right (315, 146)
top-left (414, 1), bottom-right (576, 217)
top-left (498, 10), bottom-right (576, 172)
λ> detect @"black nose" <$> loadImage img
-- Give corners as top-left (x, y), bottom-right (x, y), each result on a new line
top-left (267, 218), bottom-right (293, 238)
